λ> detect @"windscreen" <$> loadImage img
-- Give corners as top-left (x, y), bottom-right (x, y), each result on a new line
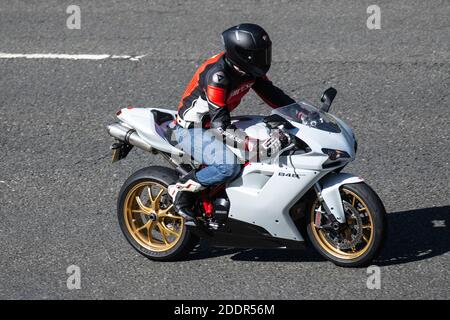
top-left (272, 101), bottom-right (341, 133)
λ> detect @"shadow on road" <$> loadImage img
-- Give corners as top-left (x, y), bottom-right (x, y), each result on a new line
top-left (186, 205), bottom-right (450, 266)
top-left (376, 205), bottom-right (449, 266)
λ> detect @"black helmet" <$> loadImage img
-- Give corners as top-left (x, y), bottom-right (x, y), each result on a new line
top-left (221, 23), bottom-right (272, 78)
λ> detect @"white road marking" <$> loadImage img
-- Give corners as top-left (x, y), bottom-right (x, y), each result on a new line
top-left (0, 53), bottom-right (146, 61)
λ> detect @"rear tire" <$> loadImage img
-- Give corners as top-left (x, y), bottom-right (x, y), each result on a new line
top-left (117, 166), bottom-right (199, 261)
top-left (307, 182), bottom-right (386, 267)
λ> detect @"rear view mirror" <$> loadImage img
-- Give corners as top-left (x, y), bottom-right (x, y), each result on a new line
top-left (320, 87), bottom-right (337, 112)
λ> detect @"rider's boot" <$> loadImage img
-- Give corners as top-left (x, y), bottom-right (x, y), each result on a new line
top-left (168, 171), bottom-right (205, 221)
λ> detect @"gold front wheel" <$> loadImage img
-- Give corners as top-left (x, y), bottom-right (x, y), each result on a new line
top-left (307, 182), bottom-right (386, 267)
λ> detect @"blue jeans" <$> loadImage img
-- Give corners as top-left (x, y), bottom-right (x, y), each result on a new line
top-left (174, 126), bottom-right (242, 186)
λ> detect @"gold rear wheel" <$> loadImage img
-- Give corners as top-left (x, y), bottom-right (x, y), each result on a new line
top-left (123, 181), bottom-right (184, 252)
top-left (309, 186), bottom-right (376, 261)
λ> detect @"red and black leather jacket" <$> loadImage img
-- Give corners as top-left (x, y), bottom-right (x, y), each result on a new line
top-left (176, 52), bottom-right (295, 146)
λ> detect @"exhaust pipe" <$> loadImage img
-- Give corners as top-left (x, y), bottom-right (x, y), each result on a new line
top-left (107, 122), bottom-right (153, 152)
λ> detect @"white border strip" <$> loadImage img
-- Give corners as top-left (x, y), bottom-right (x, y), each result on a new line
top-left (0, 53), bottom-right (146, 61)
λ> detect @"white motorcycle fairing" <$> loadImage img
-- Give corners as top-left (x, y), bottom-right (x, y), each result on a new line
top-left (226, 162), bottom-right (326, 241)
top-left (226, 168), bottom-right (364, 241)
top-left (111, 102), bottom-right (363, 244)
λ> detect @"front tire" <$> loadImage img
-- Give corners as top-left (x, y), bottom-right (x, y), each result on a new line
top-left (307, 182), bottom-right (386, 267)
top-left (117, 166), bottom-right (198, 261)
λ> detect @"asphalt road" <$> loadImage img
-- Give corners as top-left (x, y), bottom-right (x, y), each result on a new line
top-left (0, 0), bottom-right (449, 299)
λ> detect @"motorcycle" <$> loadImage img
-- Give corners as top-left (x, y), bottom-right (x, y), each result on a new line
top-left (107, 88), bottom-right (386, 267)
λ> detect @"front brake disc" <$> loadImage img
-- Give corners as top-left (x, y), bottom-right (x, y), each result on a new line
top-left (323, 202), bottom-right (363, 250)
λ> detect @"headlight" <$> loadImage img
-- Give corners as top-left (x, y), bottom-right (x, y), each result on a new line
top-left (322, 148), bottom-right (351, 160)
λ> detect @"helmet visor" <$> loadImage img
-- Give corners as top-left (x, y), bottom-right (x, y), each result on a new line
top-left (252, 45), bottom-right (271, 71)
top-left (235, 45), bottom-right (272, 76)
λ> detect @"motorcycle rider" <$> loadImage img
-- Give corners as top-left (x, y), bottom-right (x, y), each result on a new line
top-left (168, 23), bottom-right (295, 221)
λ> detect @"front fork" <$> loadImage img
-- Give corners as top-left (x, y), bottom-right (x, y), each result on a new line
top-left (313, 183), bottom-right (342, 230)
top-left (313, 173), bottom-right (364, 226)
